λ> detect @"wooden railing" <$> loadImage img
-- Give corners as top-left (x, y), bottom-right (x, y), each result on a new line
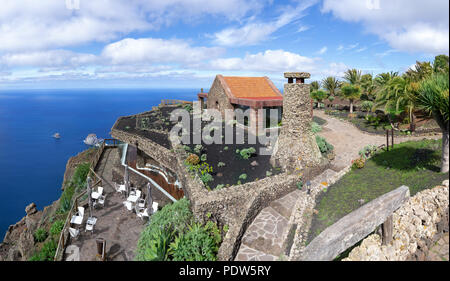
top-left (160, 99), bottom-right (193, 106)
top-left (299, 185), bottom-right (410, 261)
top-left (54, 139), bottom-right (119, 261)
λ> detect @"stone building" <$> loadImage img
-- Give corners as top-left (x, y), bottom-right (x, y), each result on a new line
top-left (197, 75), bottom-right (283, 133)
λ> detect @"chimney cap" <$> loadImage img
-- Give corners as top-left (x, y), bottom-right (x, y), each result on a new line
top-left (284, 72), bottom-right (311, 79)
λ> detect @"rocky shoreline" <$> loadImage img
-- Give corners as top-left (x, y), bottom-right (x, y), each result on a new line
top-left (0, 148), bottom-right (95, 261)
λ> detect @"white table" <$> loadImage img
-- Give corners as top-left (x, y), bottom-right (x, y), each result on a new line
top-left (91, 191), bottom-right (100, 200)
top-left (118, 184), bottom-right (126, 193)
top-left (127, 195), bottom-right (139, 203)
top-left (71, 215), bottom-right (83, 225)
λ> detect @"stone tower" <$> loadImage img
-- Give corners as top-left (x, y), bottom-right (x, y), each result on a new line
top-left (270, 72), bottom-right (322, 172)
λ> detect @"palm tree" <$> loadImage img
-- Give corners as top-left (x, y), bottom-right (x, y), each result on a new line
top-left (414, 74), bottom-right (449, 173)
top-left (433, 55), bottom-right (449, 74)
top-left (361, 74), bottom-right (376, 101)
top-left (405, 61), bottom-right (433, 82)
top-left (340, 83), bottom-right (361, 114)
top-left (343, 69), bottom-right (362, 85)
top-left (310, 81), bottom-right (320, 93)
top-left (322, 76), bottom-right (341, 97)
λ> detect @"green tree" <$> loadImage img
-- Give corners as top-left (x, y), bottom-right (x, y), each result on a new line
top-left (310, 81), bottom-right (320, 93)
top-left (343, 69), bottom-right (362, 85)
top-left (433, 55), bottom-right (449, 74)
top-left (414, 74), bottom-right (449, 173)
top-left (360, 73), bottom-right (375, 101)
top-left (310, 90), bottom-right (328, 108)
top-left (322, 76), bottom-right (341, 97)
top-left (340, 83), bottom-right (361, 114)
top-left (405, 61), bottom-right (433, 82)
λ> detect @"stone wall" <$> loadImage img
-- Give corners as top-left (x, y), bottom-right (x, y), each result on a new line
top-left (206, 75), bottom-right (235, 117)
top-left (343, 182), bottom-right (449, 261)
top-left (110, 128), bottom-right (177, 173)
top-left (172, 144), bottom-right (304, 260)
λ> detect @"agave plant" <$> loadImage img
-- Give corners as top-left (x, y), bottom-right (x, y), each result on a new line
top-left (414, 74), bottom-right (449, 173)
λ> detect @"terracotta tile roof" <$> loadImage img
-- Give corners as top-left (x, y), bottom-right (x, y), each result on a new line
top-left (222, 76), bottom-right (282, 99)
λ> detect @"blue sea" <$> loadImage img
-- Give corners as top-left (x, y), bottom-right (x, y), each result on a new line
top-left (0, 88), bottom-right (199, 238)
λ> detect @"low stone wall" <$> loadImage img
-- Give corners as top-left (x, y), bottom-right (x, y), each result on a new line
top-left (110, 128), bottom-right (177, 172)
top-left (288, 165), bottom-right (352, 260)
top-left (172, 144), bottom-right (305, 260)
top-left (343, 182), bottom-right (449, 261)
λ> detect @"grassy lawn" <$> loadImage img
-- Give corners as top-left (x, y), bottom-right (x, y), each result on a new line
top-left (308, 138), bottom-right (448, 242)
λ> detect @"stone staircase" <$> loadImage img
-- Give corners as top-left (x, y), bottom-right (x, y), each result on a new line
top-left (235, 168), bottom-right (338, 261)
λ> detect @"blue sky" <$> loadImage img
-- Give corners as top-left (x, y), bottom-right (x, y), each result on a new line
top-left (0, 0), bottom-right (448, 89)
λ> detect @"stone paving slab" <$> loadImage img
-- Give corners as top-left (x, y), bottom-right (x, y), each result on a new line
top-left (235, 244), bottom-right (278, 261)
top-left (241, 206), bottom-right (288, 257)
top-left (270, 190), bottom-right (301, 219)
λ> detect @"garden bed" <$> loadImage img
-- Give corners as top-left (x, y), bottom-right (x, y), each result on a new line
top-left (181, 121), bottom-right (282, 190)
top-left (307, 138), bottom-right (448, 243)
top-left (114, 115), bottom-right (172, 149)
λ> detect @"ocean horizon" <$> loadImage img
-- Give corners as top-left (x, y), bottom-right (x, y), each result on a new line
top-left (0, 88), bottom-right (200, 238)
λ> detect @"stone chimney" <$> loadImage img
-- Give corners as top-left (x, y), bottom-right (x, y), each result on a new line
top-left (270, 72), bottom-right (322, 172)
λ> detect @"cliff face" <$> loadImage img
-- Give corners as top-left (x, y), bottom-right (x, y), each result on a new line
top-left (0, 148), bottom-right (95, 261)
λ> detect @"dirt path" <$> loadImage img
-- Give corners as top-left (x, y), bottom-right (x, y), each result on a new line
top-left (314, 110), bottom-right (442, 170)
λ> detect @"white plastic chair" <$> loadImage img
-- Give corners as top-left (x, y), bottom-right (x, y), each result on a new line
top-left (98, 194), bottom-right (106, 207)
top-left (137, 198), bottom-right (145, 209)
top-left (135, 190), bottom-right (141, 198)
top-left (77, 207), bottom-right (84, 218)
top-left (97, 186), bottom-right (103, 195)
top-left (123, 201), bottom-right (133, 211)
top-left (152, 202), bottom-right (159, 213)
top-left (69, 227), bottom-right (80, 239)
top-left (85, 217), bottom-right (97, 234)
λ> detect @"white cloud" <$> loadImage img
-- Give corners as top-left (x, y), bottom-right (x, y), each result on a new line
top-left (211, 0), bottom-right (318, 46)
top-left (209, 49), bottom-right (319, 73)
top-left (317, 46), bottom-right (328, 55)
top-left (0, 0), bottom-right (265, 52)
top-left (322, 0), bottom-right (449, 54)
top-left (297, 25), bottom-right (311, 33)
top-left (101, 38), bottom-right (224, 65)
top-left (0, 50), bottom-right (97, 68)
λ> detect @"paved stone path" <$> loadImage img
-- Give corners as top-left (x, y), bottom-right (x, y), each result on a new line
top-left (235, 169), bottom-right (338, 261)
top-left (426, 233), bottom-right (449, 261)
top-left (314, 110), bottom-right (441, 170)
top-left (235, 111), bottom-right (442, 261)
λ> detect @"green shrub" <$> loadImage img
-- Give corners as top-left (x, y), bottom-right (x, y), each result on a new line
top-left (351, 158), bottom-right (365, 169)
top-left (185, 154), bottom-right (200, 165)
top-left (194, 144), bottom-right (203, 154)
top-left (139, 228), bottom-right (174, 261)
top-left (223, 146), bottom-right (229, 151)
top-left (200, 154), bottom-right (207, 162)
top-left (183, 145), bottom-right (191, 152)
top-left (266, 170), bottom-right (272, 177)
top-left (315, 135), bottom-right (334, 155)
top-left (311, 122), bottom-right (322, 134)
top-left (200, 173), bottom-right (213, 185)
top-left (50, 220), bottom-right (64, 236)
top-left (34, 228), bottom-right (48, 243)
top-left (296, 181), bottom-right (303, 190)
top-left (183, 104), bottom-right (193, 112)
top-left (59, 163), bottom-right (90, 213)
top-left (217, 162), bottom-right (226, 167)
top-left (239, 173), bottom-right (247, 180)
top-left (359, 145), bottom-right (378, 159)
top-left (239, 147), bottom-right (256, 160)
top-left (136, 198), bottom-right (194, 261)
top-left (170, 221), bottom-right (221, 261)
top-left (40, 239), bottom-right (57, 261)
